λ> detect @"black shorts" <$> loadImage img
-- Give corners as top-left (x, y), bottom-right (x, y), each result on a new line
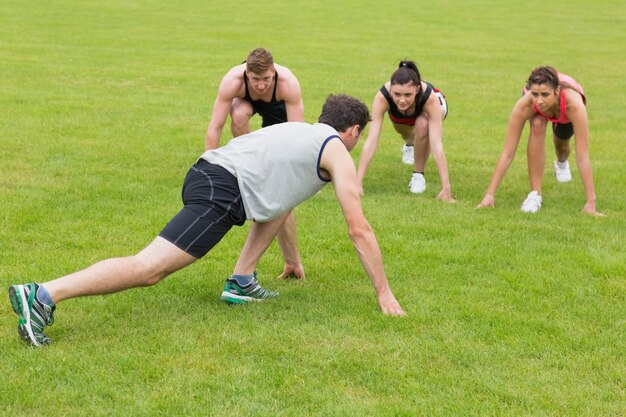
top-left (159, 160), bottom-right (246, 258)
top-left (552, 122), bottom-right (574, 140)
top-left (251, 100), bottom-right (287, 128)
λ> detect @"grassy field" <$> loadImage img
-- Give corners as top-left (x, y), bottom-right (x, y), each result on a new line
top-left (1, 0), bottom-right (625, 416)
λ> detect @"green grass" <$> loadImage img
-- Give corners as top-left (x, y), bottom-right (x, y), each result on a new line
top-left (1, 0), bottom-right (625, 416)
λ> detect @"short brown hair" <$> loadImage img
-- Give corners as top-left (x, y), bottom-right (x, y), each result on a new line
top-left (318, 94), bottom-right (371, 133)
top-left (528, 66), bottom-right (559, 90)
top-left (246, 48), bottom-right (274, 73)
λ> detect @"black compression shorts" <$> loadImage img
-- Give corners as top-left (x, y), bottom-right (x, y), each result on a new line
top-left (159, 160), bottom-right (246, 258)
top-left (552, 122), bottom-right (574, 140)
top-left (252, 100), bottom-right (287, 128)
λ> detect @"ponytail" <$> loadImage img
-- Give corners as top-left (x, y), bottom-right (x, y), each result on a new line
top-left (391, 60), bottom-right (421, 86)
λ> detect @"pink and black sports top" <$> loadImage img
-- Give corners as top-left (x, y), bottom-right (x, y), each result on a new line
top-left (526, 73), bottom-right (586, 124)
top-left (380, 82), bottom-right (443, 126)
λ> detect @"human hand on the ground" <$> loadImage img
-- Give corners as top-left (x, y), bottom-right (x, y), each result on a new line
top-left (477, 194), bottom-right (495, 208)
top-left (377, 291), bottom-right (406, 316)
top-left (277, 262), bottom-right (305, 279)
top-left (437, 189), bottom-right (457, 203)
top-left (582, 201), bottom-right (605, 217)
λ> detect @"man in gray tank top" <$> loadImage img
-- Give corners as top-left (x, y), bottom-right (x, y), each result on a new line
top-left (8, 95), bottom-right (405, 347)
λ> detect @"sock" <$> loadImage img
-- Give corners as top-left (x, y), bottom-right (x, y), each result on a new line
top-left (36, 284), bottom-right (55, 307)
top-left (231, 274), bottom-right (255, 286)
top-left (413, 171), bottom-right (424, 176)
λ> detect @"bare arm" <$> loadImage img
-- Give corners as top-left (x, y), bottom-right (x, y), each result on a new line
top-left (281, 73), bottom-right (305, 122)
top-left (478, 95), bottom-right (535, 207)
top-left (205, 96), bottom-right (232, 150)
top-left (205, 68), bottom-right (243, 150)
top-left (356, 92), bottom-right (387, 195)
top-left (423, 95), bottom-right (454, 202)
top-left (276, 210), bottom-right (305, 278)
top-left (322, 139), bottom-right (405, 316)
top-left (567, 91), bottom-right (602, 215)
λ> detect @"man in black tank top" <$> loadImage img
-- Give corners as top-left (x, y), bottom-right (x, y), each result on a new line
top-left (243, 71), bottom-right (287, 127)
top-left (205, 48), bottom-right (304, 151)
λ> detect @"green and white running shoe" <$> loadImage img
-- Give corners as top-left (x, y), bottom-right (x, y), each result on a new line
top-left (8, 283), bottom-right (55, 347)
top-left (220, 274), bottom-right (278, 304)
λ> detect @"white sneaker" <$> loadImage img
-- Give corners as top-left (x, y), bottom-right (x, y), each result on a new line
top-left (401, 145), bottom-right (414, 165)
top-left (408, 173), bottom-right (426, 194)
top-left (521, 191), bottom-right (542, 213)
top-left (554, 160), bottom-right (572, 183)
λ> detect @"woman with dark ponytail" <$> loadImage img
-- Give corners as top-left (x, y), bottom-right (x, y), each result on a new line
top-left (356, 60), bottom-right (454, 202)
top-left (477, 66), bottom-right (602, 215)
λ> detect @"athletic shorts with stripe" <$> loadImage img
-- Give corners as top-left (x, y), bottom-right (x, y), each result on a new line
top-left (159, 159), bottom-right (246, 258)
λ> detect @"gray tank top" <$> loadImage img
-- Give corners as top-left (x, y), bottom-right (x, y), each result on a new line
top-left (200, 122), bottom-right (341, 222)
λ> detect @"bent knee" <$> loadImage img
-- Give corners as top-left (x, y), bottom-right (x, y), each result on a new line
top-left (230, 108), bottom-right (252, 124)
top-left (132, 257), bottom-right (170, 287)
top-left (529, 116), bottom-right (548, 135)
top-left (415, 115), bottom-right (429, 131)
top-left (412, 116), bottom-right (429, 143)
top-left (230, 100), bottom-right (253, 127)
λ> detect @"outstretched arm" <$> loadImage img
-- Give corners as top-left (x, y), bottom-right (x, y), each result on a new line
top-left (276, 210), bottom-right (305, 278)
top-left (356, 92), bottom-right (387, 196)
top-left (424, 96), bottom-right (454, 202)
top-left (205, 69), bottom-right (242, 150)
top-left (322, 139), bottom-right (405, 316)
top-left (567, 91), bottom-right (603, 215)
top-left (478, 96), bottom-right (534, 208)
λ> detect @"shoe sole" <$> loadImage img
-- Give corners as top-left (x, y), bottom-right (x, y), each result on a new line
top-left (17, 324), bottom-right (30, 342)
top-left (8, 286), bottom-right (41, 347)
top-left (220, 292), bottom-right (261, 304)
top-left (11, 288), bottom-right (32, 342)
top-left (521, 205), bottom-right (541, 213)
top-left (220, 291), bottom-right (267, 304)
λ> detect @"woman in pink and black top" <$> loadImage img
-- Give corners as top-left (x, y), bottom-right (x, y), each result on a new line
top-left (478, 66), bottom-right (602, 215)
top-left (356, 60), bottom-right (455, 202)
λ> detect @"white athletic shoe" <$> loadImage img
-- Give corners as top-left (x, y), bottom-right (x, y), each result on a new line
top-left (521, 191), bottom-right (542, 213)
top-left (401, 145), bottom-right (414, 165)
top-left (408, 173), bottom-right (426, 194)
top-left (554, 160), bottom-right (572, 183)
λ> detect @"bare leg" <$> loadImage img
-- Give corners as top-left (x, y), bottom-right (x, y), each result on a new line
top-left (527, 115), bottom-right (547, 193)
top-left (230, 98), bottom-right (254, 137)
top-left (553, 135), bottom-right (571, 162)
top-left (43, 237), bottom-right (197, 304)
top-left (412, 115), bottom-right (430, 172)
top-left (232, 213), bottom-right (290, 275)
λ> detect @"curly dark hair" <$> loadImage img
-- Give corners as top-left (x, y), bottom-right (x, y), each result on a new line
top-left (318, 94), bottom-right (371, 133)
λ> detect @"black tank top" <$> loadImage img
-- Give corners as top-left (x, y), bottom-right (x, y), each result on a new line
top-left (242, 71), bottom-right (287, 127)
top-left (380, 82), bottom-right (434, 126)
top-left (243, 71), bottom-right (280, 106)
